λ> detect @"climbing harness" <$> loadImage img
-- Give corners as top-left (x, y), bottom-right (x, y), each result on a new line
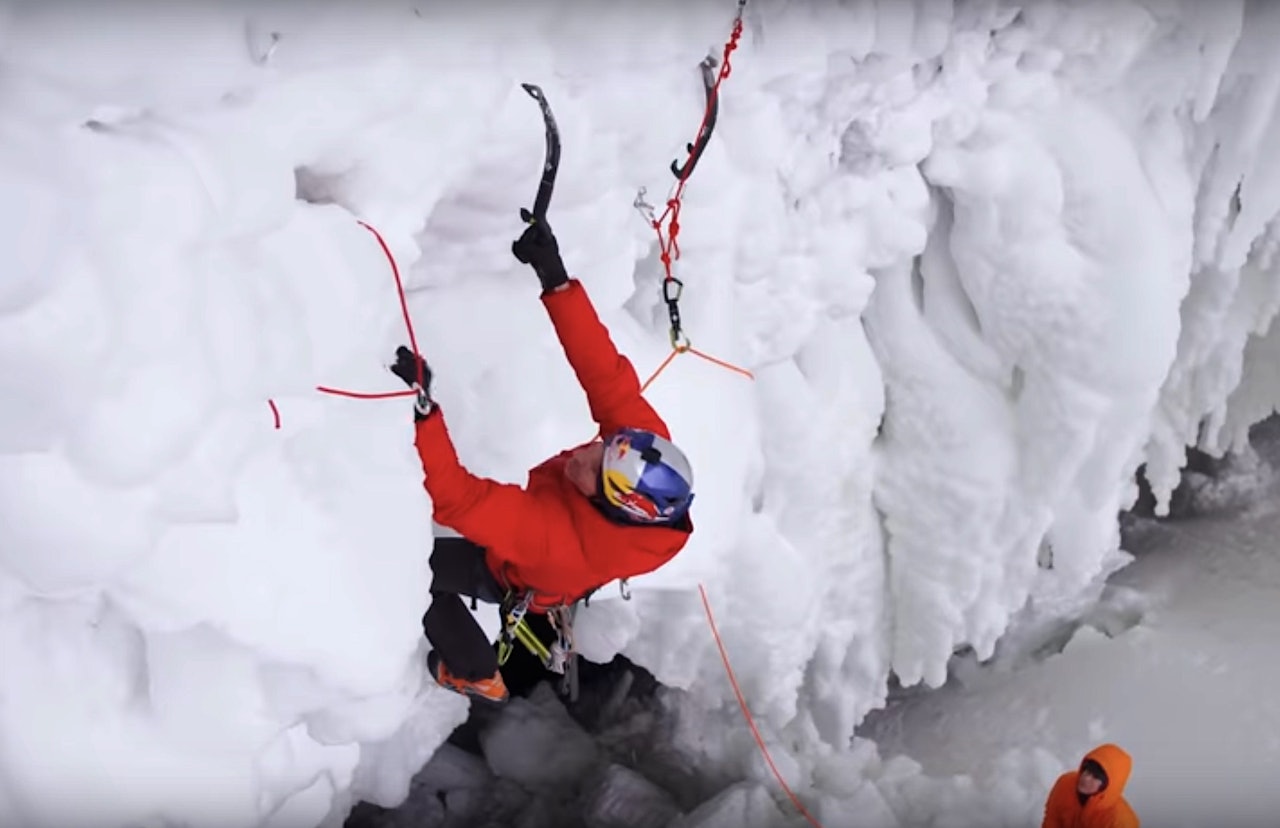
top-left (495, 590), bottom-right (534, 668)
top-left (494, 590), bottom-right (580, 701)
top-left (493, 577), bottom-right (631, 703)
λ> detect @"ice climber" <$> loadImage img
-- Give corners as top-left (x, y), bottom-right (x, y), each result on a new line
top-left (1042, 743), bottom-right (1140, 828)
top-left (389, 217), bottom-right (696, 703)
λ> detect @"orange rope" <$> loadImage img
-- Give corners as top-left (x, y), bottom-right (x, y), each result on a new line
top-left (699, 584), bottom-right (826, 828)
top-left (639, 346), bottom-right (754, 394)
top-left (688, 346), bottom-right (753, 379)
top-left (640, 349), bottom-right (683, 394)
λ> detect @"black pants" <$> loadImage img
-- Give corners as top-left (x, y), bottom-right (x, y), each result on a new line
top-left (423, 537), bottom-right (507, 681)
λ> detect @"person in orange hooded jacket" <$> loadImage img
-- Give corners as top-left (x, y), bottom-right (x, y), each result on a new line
top-left (1042, 743), bottom-right (1140, 828)
top-left (389, 216), bottom-right (695, 703)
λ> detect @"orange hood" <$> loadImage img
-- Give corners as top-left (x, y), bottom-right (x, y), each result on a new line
top-left (1082, 743), bottom-right (1133, 808)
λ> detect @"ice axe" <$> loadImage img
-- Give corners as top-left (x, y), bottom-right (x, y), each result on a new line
top-left (518, 83), bottom-right (561, 227)
top-left (670, 55), bottom-right (720, 180)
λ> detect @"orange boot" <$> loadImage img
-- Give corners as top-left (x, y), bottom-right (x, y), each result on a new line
top-left (428, 651), bottom-right (509, 704)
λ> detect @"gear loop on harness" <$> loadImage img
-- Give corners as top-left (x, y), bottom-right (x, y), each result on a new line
top-left (493, 588), bottom-right (583, 700)
top-left (495, 589), bottom-right (535, 667)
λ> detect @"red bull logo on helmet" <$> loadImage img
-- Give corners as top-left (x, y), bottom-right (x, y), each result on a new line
top-left (616, 488), bottom-right (660, 520)
top-left (603, 467), bottom-right (661, 521)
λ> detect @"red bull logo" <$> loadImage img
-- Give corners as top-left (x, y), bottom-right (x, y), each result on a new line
top-left (616, 488), bottom-right (659, 520)
top-left (604, 467), bottom-right (660, 521)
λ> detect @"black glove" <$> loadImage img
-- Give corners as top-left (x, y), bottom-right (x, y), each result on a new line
top-left (389, 346), bottom-right (434, 420)
top-left (511, 211), bottom-right (569, 292)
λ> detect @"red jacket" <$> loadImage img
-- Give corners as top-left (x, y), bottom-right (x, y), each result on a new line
top-left (413, 279), bottom-right (693, 611)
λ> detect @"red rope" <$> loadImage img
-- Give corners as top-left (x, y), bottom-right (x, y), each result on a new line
top-left (699, 584), bottom-right (826, 828)
top-left (312, 221), bottom-right (422, 401)
top-left (268, 399), bottom-right (281, 429)
top-left (314, 387), bottom-right (413, 400)
top-left (636, 7), bottom-right (753, 382)
top-left (355, 220), bottom-right (425, 389)
top-left (652, 10), bottom-right (744, 285)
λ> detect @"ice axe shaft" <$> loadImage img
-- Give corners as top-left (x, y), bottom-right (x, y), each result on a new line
top-left (670, 56), bottom-right (719, 180)
top-left (520, 83), bottom-right (561, 224)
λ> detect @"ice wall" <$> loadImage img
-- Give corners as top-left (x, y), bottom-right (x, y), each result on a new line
top-left (2, 1), bottom-right (1280, 826)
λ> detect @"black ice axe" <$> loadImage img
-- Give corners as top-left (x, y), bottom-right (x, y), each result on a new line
top-left (518, 83), bottom-right (561, 226)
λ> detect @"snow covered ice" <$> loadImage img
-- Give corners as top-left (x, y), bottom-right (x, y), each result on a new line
top-left (862, 418), bottom-right (1280, 827)
top-left (4, 1), bottom-right (1280, 827)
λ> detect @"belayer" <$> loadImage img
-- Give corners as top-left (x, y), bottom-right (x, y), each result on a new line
top-left (388, 217), bottom-right (696, 703)
top-left (1042, 744), bottom-right (1140, 828)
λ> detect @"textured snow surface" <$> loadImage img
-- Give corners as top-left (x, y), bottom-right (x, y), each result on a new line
top-left (4, 1), bottom-right (1280, 826)
top-left (862, 419), bottom-right (1280, 828)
